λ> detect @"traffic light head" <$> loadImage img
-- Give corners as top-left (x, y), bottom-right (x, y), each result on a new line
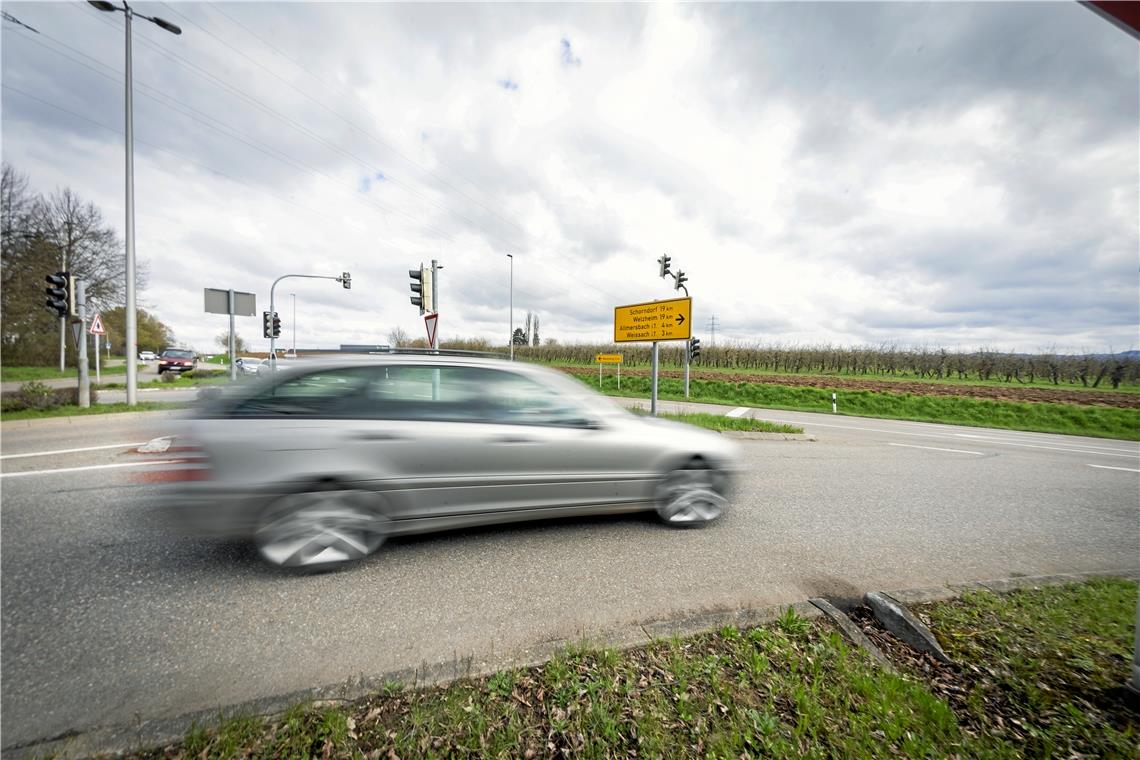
top-left (262, 311), bottom-right (273, 339)
top-left (341, 271), bottom-right (351, 289)
top-left (272, 313), bottom-right (281, 338)
top-left (409, 266), bottom-right (425, 313)
top-left (44, 271), bottom-right (74, 319)
top-left (674, 269), bottom-right (688, 290)
top-left (409, 265), bottom-right (434, 313)
top-left (689, 337), bottom-right (701, 362)
top-left (658, 254), bottom-right (671, 278)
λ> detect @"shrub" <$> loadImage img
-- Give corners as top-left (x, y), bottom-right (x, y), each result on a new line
top-left (161, 371), bottom-right (179, 383)
top-left (17, 381), bottom-right (55, 410)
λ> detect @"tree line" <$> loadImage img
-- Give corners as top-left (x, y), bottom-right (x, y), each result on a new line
top-left (510, 341), bottom-right (1140, 389)
top-left (1, 163), bottom-right (172, 366)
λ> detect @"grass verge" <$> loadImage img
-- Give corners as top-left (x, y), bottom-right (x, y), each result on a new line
top-left (133, 579), bottom-right (1137, 759)
top-left (0, 401), bottom-right (188, 421)
top-left (588, 373), bottom-right (1140, 440)
top-left (97, 370), bottom-right (231, 390)
top-left (1, 364), bottom-right (129, 382)
top-left (635, 409), bottom-right (804, 434)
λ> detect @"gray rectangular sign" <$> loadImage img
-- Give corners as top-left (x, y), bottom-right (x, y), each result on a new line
top-left (204, 288), bottom-right (256, 316)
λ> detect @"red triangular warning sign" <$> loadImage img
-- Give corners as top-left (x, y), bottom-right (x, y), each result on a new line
top-left (424, 312), bottom-right (439, 349)
top-left (88, 313), bottom-right (106, 335)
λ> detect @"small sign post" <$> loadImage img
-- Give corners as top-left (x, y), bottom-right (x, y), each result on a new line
top-left (89, 312), bottom-right (106, 383)
top-left (204, 288), bottom-right (256, 381)
top-left (595, 353), bottom-right (622, 389)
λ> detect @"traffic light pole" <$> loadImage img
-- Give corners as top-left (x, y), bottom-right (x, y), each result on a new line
top-left (651, 341), bottom-right (659, 416)
top-left (76, 279), bottom-right (90, 408)
top-left (269, 272), bottom-right (350, 371)
top-left (685, 349), bottom-right (690, 399)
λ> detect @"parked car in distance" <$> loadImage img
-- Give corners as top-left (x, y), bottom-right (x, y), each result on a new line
top-left (139, 351), bottom-right (157, 361)
top-left (157, 348), bottom-right (197, 375)
top-left (153, 355), bottom-right (741, 571)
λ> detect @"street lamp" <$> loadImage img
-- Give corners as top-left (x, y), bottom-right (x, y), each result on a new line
top-left (507, 254), bottom-right (513, 360)
top-left (88, 1), bottom-right (181, 406)
top-left (290, 293), bottom-right (296, 355)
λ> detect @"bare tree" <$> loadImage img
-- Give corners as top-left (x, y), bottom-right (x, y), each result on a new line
top-left (387, 325), bottom-right (410, 347)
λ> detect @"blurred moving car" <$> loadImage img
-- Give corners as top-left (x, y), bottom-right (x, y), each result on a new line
top-left (235, 357), bottom-right (265, 376)
top-left (157, 348), bottom-right (197, 375)
top-left (139, 350), bottom-right (157, 362)
top-left (154, 355), bottom-right (741, 570)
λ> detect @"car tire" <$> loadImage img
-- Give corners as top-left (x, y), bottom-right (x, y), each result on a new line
top-left (253, 487), bottom-right (389, 570)
top-left (654, 459), bottom-right (728, 527)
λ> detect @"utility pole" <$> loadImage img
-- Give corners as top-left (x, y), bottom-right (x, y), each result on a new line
top-left (707, 314), bottom-right (719, 346)
top-left (76, 278), bottom-right (90, 408)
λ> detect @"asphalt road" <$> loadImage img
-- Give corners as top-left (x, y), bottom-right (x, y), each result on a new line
top-left (2, 403), bottom-right (1137, 752)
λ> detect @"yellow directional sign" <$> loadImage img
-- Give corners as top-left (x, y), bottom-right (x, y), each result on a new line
top-left (613, 297), bottom-right (692, 343)
top-left (595, 353), bottom-right (623, 363)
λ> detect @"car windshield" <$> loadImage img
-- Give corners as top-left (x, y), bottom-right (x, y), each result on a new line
top-left (162, 350), bottom-right (194, 359)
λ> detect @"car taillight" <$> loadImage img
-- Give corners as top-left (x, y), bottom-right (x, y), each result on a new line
top-left (133, 437), bottom-right (212, 483)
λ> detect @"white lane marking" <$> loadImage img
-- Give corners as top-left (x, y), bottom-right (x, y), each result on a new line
top-left (0, 460), bottom-right (180, 478)
top-left (1086, 464), bottom-right (1140, 473)
top-left (726, 407), bottom-right (749, 418)
top-left (948, 437), bottom-right (1139, 459)
top-left (0, 442), bottom-right (147, 460)
top-left (955, 432), bottom-right (1136, 455)
top-left (888, 443), bottom-right (985, 456)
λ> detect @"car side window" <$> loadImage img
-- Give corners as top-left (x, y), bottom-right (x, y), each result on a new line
top-left (464, 368), bottom-right (593, 427)
top-left (229, 367), bottom-right (377, 417)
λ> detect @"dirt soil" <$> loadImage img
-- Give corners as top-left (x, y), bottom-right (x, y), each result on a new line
top-left (562, 367), bottom-right (1140, 409)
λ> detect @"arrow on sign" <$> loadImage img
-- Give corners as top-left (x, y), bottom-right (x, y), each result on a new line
top-left (675, 314), bottom-right (685, 325)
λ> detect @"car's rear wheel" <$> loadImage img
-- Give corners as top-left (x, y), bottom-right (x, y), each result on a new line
top-left (254, 488), bottom-right (389, 570)
top-left (655, 460), bottom-right (727, 526)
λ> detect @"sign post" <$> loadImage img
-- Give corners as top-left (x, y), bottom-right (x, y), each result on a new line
top-left (614, 296), bottom-right (691, 415)
top-left (75, 279), bottom-right (90, 408)
top-left (204, 287), bottom-right (256, 381)
top-left (595, 353), bottom-right (622, 389)
top-left (89, 312), bottom-right (106, 384)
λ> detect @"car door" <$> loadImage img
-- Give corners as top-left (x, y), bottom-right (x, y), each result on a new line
top-left (347, 365), bottom-right (655, 518)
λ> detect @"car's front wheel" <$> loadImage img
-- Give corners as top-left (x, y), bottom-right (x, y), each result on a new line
top-left (254, 488), bottom-right (389, 570)
top-left (654, 460), bottom-right (728, 526)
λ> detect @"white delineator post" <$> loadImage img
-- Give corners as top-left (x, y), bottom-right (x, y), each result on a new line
top-left (832, 392), bottom-right (837, 414)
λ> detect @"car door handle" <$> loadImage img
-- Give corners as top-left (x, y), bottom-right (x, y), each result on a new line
top-left (349, 432), bottom-right (406, 441)
top-left (490, 435), bottom-right (536, 444)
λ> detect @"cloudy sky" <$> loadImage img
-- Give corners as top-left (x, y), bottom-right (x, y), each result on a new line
top-left (2, 1), bottom-right (1136, 354)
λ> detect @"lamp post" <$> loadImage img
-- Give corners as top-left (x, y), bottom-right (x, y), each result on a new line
top-left (290, 293), bottom-right (296, 355)
top-left (88, 1), bottom-right (181, 406)
top-left (507, 254), bottom-right (513, 360)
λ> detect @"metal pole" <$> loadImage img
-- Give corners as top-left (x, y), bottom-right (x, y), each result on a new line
top-left (651, 341), bottom-right (659, 416)
top-left (508, 254), bottom-right (513, 360)
top-left (684, 345), bottom-right (690, 399)
top-left (124, 6), bottom-right (138, 406)
top-left (76, 279), bottom-right (90, 408)
top-left (291, 293), bottom-right (296, 355)
top-left (94, 329), bottom-right (100, 384)
top-left (228, 289), bottom-right (236, 381)
top-left (59, 317), bottom-right (66, 372)
top-left (430, 259), bottom-right (440, 350)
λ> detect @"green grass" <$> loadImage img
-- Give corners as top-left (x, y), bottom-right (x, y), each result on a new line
top-left (0, 401), bottom-right (189, 420)
top-left (137, 579), bottom-right (1138, 759)
top-left (547, 359), bottom-right (1140, 394)
top-left (1, 364), bottom-right (129, 382)
top-left (635, 409), bottom-right (804, 434)
top-left (586, 373), bottom-right (1140, 440)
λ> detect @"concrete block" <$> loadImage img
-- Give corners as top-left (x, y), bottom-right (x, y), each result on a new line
top-left (865, 591), bottom-right (951, 664)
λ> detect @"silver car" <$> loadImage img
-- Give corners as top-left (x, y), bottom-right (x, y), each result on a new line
top-left (154, 355), bottom-right (741, 570)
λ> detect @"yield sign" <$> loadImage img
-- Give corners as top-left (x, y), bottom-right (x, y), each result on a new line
top-left (424, 312), bottom-right (439, 348)
top-left (88, 313), bottom-right (106, 335)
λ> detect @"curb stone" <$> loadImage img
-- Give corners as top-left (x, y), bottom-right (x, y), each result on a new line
top-left (865, 591), bottom-right (952, 664)
top-left (8, 568), bottom-right (1136, 760)
top-left (809, 597), bottom-right (896, 673)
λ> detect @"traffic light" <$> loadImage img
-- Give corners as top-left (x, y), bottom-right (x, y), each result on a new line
top-left (262, 310), bottom-right (277, 339)
top-left (409, 265), bottom-right (434, 314)
top-left (341, 271), bottom-right (351, 289)
top-left (44, 271), bottom-right (74, 319)
top-left (689, 337), bottom-right (701, 363)
top-left (674, 269), bottom-right (688, 290)
top-left (658, 254), bottom-right (671, 278)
